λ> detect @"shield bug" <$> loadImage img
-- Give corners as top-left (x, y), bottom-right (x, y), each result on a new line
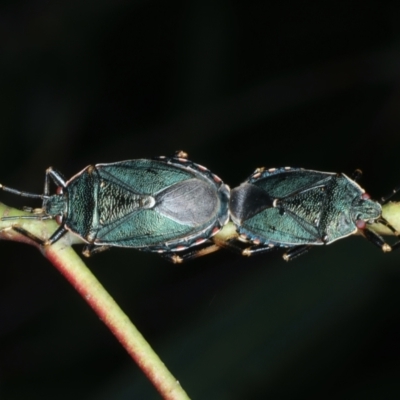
top-left (229, 167), bottom-right (400, 260)
top-left (0, 152), bottom-right (230, 262)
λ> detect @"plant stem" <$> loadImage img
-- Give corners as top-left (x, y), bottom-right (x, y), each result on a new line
top-left (370, 202), bottom-right (400, 235)
top-left (0, 202), bottom-right (190, 400)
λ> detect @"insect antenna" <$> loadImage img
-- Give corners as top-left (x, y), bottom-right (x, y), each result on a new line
top-left (0, 183), bottom-right (48, 200)
top-left (0, 183), bottom-right (50, 221)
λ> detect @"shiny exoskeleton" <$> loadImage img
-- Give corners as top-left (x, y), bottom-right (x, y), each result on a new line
top-left (230, 167), bottom-right (400, 260)
top-left (0, 152), bottom-right (230, 262)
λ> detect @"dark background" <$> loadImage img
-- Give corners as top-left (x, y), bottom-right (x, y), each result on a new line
top-left (1, 1), bottom-right (400, 399)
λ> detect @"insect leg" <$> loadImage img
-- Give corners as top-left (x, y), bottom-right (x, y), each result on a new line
top-left (351, 169), bottom-right (363, 182)
top-left (163, 243), bottom-right (222, 264)
top-left (1, 226), bottom-right (46, 246)
top-left (282, 245), bottom-right (312, 261)
top-left (46, 168), bottom-right (67, 191)
top-left (375, 217), bottom-right (400, 236)
top-left (241, 243), bottom-right (277, 257)
top-left (173, 150), bottom-right (188, 159)
top-left (162, 227), bottom-right (246, 263)
top-left (46, 225), bottom-right (69, 245)
top-left (388, 240), bottom-right (400, 251)
top-left (362, 216), bottom-right (400, 252)
top-left (361, 229), bottom-right (392, 252)
top-left (381, 184), bottom-right (400, 204)
top-left (82, 244), bottom-right (111, 257)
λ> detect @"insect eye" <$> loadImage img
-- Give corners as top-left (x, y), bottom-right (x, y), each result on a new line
top-left (56, 215), bottom-right (63, 225)
top-left (356, 219), bottom-right (366, 229)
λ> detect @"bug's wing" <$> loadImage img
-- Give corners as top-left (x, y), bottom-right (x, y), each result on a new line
top-left (276, 172), bottom-right (361, 243)
top-left (92, 177), bottom-right (221, 249)
top-left (93, 209), bottom-right (200, 248)
top-left (241, 206), bottom-right (323, 246)
top-left (236, 171), bottom-right (336, 246)
top-left (231, 184), bottom-right (326, 246)
top-left (95, 160), bottom-right (195, 195)
top-left (255, 169), bottom-right (334, 199)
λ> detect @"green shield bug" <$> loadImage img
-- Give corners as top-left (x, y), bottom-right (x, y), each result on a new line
top-left (0, 152), bottom-right (230, 263)
top-left (229, 167), bottom-right (400, 260)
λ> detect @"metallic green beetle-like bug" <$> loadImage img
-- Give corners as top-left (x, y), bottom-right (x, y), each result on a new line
top-left (0, 152), bottom-right (230, 262)
top-left (230, 167), bottom-right (400, 260)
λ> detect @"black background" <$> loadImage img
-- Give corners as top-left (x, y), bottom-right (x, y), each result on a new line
top-left (1, 1), bottom-right (400, 399)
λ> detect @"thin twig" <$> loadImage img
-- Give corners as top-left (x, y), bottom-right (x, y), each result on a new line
top-left (0, 202), bottom-right (190, 400)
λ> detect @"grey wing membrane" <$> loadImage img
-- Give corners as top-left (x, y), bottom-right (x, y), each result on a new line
top-left (155, 178), bottom-right (219, 227)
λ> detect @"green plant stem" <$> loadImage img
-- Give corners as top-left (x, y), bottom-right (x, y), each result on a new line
top-left (0, 202), bottom-right (190, 400)
top-left (370, 201), bottom-right (400, 235)
top-left (2, 200), bottom-right (400, 399)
